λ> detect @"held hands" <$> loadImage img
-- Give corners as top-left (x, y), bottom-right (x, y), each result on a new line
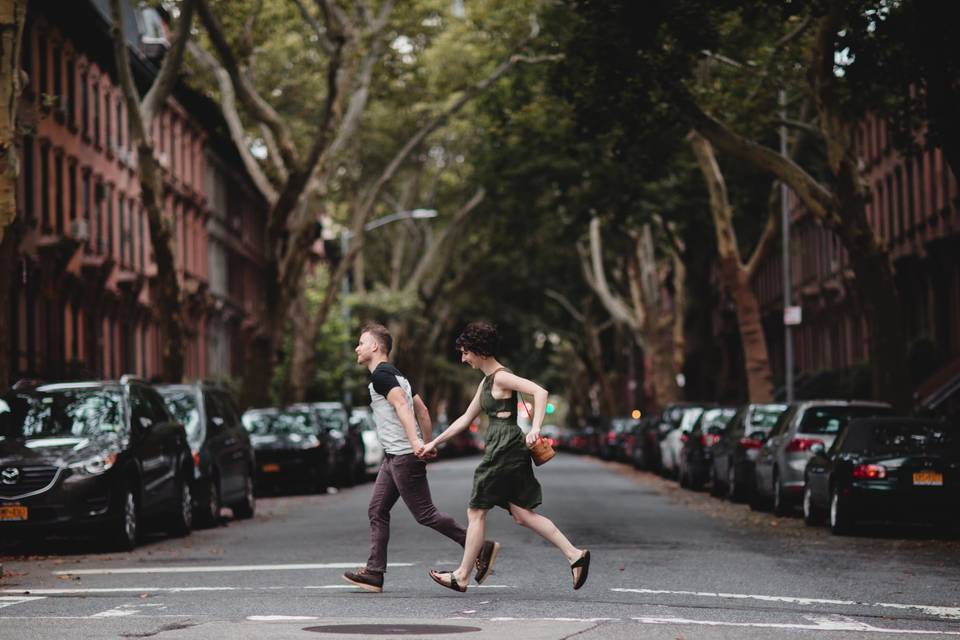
top-left (416, 439), bottom-right (439, 460)
top-left (525, 428), bottom-right (542, 447)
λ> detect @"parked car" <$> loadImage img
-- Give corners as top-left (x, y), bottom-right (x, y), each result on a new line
top-left (660, 405), bottom-right (709, 478)
top-left (241, 407), bottom-right (336, 495)
top-left (565, 424), bottom-right (601, 456)
top-left (710, 403), bottom-right (788, 500)
top-left (305, 402), bottom-right (366, 487)
top-left (628, 415), bottom-right (662, 471)
top-left (158, 383), bottom-right (256, 526)
top-left (0, 377), bottom-right (194, 550)
top-left (600, 417), bottom-right (637, 461)
top-left (803, 417), bottom-right (960, 534)
top-left (753, 400), bottom-right (893, 515)
top-left (678, 406), bottom-right (737, 490)
top-left (350, 407), bottom-right (383, 477)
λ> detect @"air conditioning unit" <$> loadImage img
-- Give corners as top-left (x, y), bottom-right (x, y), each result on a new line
top-left (70, 218), bottom-right (89, 242)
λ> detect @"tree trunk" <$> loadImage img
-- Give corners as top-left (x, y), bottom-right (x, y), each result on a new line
top-left (583, 300), bottom-right (618, 416)
top-left (285, 268), bottom-right (316, 403)
top-left (0, 224), bottom-right (19, 389)
top-left (688, 130), bottom-right (775, 402)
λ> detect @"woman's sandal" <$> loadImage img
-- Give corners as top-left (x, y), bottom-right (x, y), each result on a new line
top-left (571, 550), bottom-right (590, 590)
top-left (429, 569), bottom-right (468, 593)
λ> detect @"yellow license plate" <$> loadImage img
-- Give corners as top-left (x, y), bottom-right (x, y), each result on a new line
top-left (0, 505), bottom-right (27, 521)
top-left (262, 463), bottom-right (280, 473)
top-left (913, 471), bottom-right (943, 486)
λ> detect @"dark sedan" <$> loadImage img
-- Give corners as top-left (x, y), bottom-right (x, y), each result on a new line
top-left (0, 378), bottom-right (194, 550)
top-left (308, 402), bottom-right (366, 487)
top-left (710, 403), bottom-right (788, 501)
top-left (242, 407), bottom-right (336, 495)
top-left (803, 417), bottom-right (960, 535)
top-left (678, 406), bottom-right (737, 490)
top-left (159, 383), bottom-right (256, 526)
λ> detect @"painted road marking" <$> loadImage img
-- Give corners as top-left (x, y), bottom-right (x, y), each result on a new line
top-left (90, 603), bottom-right (167, 618)
top-left (53, 562), bottom-right (414, 576)
top-left (2, 584), bottom-right (516, 596)
top-left (0, 596), bottom-right (45, 609)
top-left (248, 615), bottom-right (320, 621)
top-left (631, 614), bottom-right (960, 636)
top-left (613, 588), bottom-right (960, 621)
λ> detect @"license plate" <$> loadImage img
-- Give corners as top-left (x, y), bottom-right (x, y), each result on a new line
top-left (261, 463), bottom-right (280, 473)
top-left (0, 505), bottom-right (27, 521)
top-left (913, 470), bottom-right (943, 486)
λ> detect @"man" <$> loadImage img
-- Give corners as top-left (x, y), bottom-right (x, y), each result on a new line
top-left (343, 322), bottom-right (500, 593)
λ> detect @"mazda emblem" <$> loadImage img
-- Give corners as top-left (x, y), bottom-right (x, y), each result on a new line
top-left (1, 467), bottom-right (20, 485)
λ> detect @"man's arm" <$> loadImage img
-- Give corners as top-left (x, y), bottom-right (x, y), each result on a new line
top-left (386, 387), bottom-right (423, 452)
top-left (413, 394), bottom-right (432, 442)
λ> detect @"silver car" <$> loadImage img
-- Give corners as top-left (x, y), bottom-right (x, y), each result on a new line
top-left (753, 400), bottom-right (892, 515)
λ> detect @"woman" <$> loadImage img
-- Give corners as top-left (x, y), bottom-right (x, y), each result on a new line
top-left (420, 321), bottom-right (589, 592)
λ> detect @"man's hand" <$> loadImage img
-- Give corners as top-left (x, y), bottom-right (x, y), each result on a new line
top-left (418, 440), bottom-right (438, 459)
top-left (413, 439), bottom-right (425, 457)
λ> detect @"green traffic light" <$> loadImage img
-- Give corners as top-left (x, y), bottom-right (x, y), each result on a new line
top-left (546, 402), bottom-right (555, 414)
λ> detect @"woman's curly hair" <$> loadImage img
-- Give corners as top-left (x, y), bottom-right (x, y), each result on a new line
top-left (455, 321), bottom-right (499, 358)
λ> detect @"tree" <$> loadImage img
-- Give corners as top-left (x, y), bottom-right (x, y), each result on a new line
top-left (107, 0), bottom-right (197, 382)
top-left (0, 0), bottom-right (26, 389)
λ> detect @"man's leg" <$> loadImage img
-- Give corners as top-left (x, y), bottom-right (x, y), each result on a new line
top-left (366, 457), bottom-right (402, 572)
top-left (392, 455), bottom-right (467, 546)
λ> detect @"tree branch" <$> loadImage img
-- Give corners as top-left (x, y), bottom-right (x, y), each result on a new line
top-left (291, 0), bottom-right (335, 54)
top-left (188, 41), bottom-right (279, 203)
top-left (545, 289), bottom-right (585, 324)
top-left (141, 0), bottom-right (197, 124)
top-left (745, 186), bottom-right (780, 281)
top-left (579, 217), bottom-right (639, 331)
top-left (197, 0), bottom-right (301, 170)
top-left (108, 0), bottom-right (148, 143)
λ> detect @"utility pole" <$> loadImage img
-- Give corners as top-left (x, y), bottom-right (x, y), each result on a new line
top-left (780, 89), bottom-right (796, 403)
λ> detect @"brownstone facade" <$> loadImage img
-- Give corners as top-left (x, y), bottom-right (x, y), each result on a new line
top-left (752, 114), bottom-right (960, 395)
top-left (7, 1), bottom-right (268, 384)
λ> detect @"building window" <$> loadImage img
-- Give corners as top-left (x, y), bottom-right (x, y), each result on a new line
top-left (66, 57), bottom-right (76, 128)
top-left (38, 34), bottom-right (48, 104)
top-left (92, 83), bottom-right (100, 147)
top-left (104, 91), bottom-right (112, 153)
top-left (138, 205), bottom-right (145, 270)
top-left (68, 161), bottom-right (77, 226)
top-left (94, 180), bottom-right (104, 253)
top-left (116, 100), bottom-right (123, 151)
top-left (52, 44), bottom-right (62, 108)
top-left (80, 73), bottom-right (89, 138)
top-left (105, 184), bottom-right (113, 257)
top-left (118, 196), bottom-right (125, 266)
top-left (54, 152), bottom-right (64, 235)
top-left (22, 136), bottom-right (34, 224)
top-left (81, 170), bottom-right (91, 250)
top-left (895, 167), bottom-right (905, 241)
top-left (40, 144), bottom-right (50, 232)
top-left (906, 158), bottom-right (916, 233)
top-left (885, 174), bottom-right (895, 242)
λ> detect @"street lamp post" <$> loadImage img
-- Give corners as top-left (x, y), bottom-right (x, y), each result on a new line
top-left (780, 90), bottom-right (795, 403)
top-left (339, 209), bottom-right (438, 407)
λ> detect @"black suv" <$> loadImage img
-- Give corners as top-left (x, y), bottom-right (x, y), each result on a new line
top-left (158, 383), bottom-right (256, 527)
top-left (307, 402), bottom-right (366, 487)
top-left (0, 377), bottom-right (194, 550)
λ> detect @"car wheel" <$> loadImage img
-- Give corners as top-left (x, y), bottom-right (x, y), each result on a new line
top-left (232, 473), bottom-right (256, 519)
top-left (726, 465), bottom-right (741, 502)
top-left (168, 477), bottom-right (193, 537)
top-left (772, 473), bottom-right (790, 517)
top-left (803, 484), bottom-right (825, 526)
top-left (709, 465), bottom-right (723, 497)
top-left (111, 485), bottom-right (139, 551)
top-left (749, 473), bottom-right (770, 511)
top-left (829, 487), bottom-right (855, 535)
top-left (196, 477), bottom-right (221, 528)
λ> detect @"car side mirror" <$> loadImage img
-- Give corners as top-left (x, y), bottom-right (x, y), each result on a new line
top-left (809, 442), bottom-right (826, 457)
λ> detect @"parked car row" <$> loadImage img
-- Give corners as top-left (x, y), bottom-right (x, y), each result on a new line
top-left (562, 398), bottom-right (959, 535)
top-left (0, 375), bottom-right (395, 551)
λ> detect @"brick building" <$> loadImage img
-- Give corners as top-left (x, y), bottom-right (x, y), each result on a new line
top-left (7, 0), bottom-right (269, 384)
top-left (751, 114), bottom-right (960, 398)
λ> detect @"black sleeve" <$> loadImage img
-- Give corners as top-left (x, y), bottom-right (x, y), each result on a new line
top-left (371, 369), bottom-right (401, 397)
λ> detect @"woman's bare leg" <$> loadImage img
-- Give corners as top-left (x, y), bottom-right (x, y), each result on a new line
top-left (508, 503), bottom-right (583, 562)
top-left (448, 507), bottom-right (487, 584)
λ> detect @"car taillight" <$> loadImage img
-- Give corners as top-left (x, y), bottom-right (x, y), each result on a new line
top-left (738, 437), bottom-right (763, 449)
top-left (607, 433), bottom-right (617, 444)
top-left (785, 437), bottom-right (823, 453)
top-left (701, 434), bottom-right (721, 446)
top-left (192, 450), bottom-right (200, 468)
top-left (852, 464), bottom-right (886, 479)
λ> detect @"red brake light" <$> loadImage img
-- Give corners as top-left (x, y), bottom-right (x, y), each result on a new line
top-left (192, 450), bottom-right (200, 468)
top-left (738, 437), bottom-right (763, 449)
top-left (701, 434), bottom-right (721, 446)
top-left (680, 433), bottom-right (689, 443)
top-left (852, 464), bottom-right (886, 479)
top-left (785, 437), bottom-right (823, 453)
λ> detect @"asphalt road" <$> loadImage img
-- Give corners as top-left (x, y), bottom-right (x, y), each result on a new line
top-left (2, 453), bottom-right (959, 639)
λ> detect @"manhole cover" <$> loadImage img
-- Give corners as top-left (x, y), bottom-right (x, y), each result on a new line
top-left (303, 624), bottom-right (481, 635)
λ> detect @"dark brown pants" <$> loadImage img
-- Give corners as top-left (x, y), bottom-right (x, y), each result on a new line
top-left (366, 453), bottom-right (467, 573)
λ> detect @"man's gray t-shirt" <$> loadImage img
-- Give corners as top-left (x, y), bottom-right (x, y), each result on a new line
top-left (368, 363), bottom-right (422, 455)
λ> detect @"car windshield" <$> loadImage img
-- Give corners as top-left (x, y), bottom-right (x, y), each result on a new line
top-left (315, 408), bottom-right (345, 430)
top-left (747, 404), bottom-right (788, 433)
top-left (799, 405), bottom-right (892, 435)
top-left (244, 411), bottom-right (315, 436)
top-left (700, 408), bottom-right (736, 431)
top-left (0, 388), bottom-right (124, 439)
top-left (844, 422), bottom-right (959, 455)
top-left (161, 390), bottom-right (202, 447)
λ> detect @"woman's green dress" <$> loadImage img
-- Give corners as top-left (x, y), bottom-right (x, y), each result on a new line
top-left (468, 369), bottom-right (542, 511)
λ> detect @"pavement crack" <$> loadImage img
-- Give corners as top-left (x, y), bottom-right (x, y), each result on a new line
top-left (559, 621), bottom-right (604, 639)
top-left (119, 621), bottom-right (201, 638)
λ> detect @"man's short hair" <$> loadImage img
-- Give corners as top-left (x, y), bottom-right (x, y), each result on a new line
top-left (361, 322), bottom-right (393, 356)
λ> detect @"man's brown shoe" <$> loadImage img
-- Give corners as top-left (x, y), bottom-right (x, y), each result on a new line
top-left (343, 567), bottom-right (384, 593)
top-left (474, 540), bottom-right (501, 584)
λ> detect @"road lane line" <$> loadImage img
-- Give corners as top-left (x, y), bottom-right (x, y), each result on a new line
top-left (0, 596), bottom-right (45, 609)
top-left (612, 588), bottom-right (960, 621)
top-left (248, 615), bottom-right (321, 621)
top-left (52, 562), bottom-right (414, 576)
top-left (90, 603), bottom-right (167, 618)
top-left (2, 583), bottom-right (516, 596)
top-left (631, 615), bottom-right (960, 635)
